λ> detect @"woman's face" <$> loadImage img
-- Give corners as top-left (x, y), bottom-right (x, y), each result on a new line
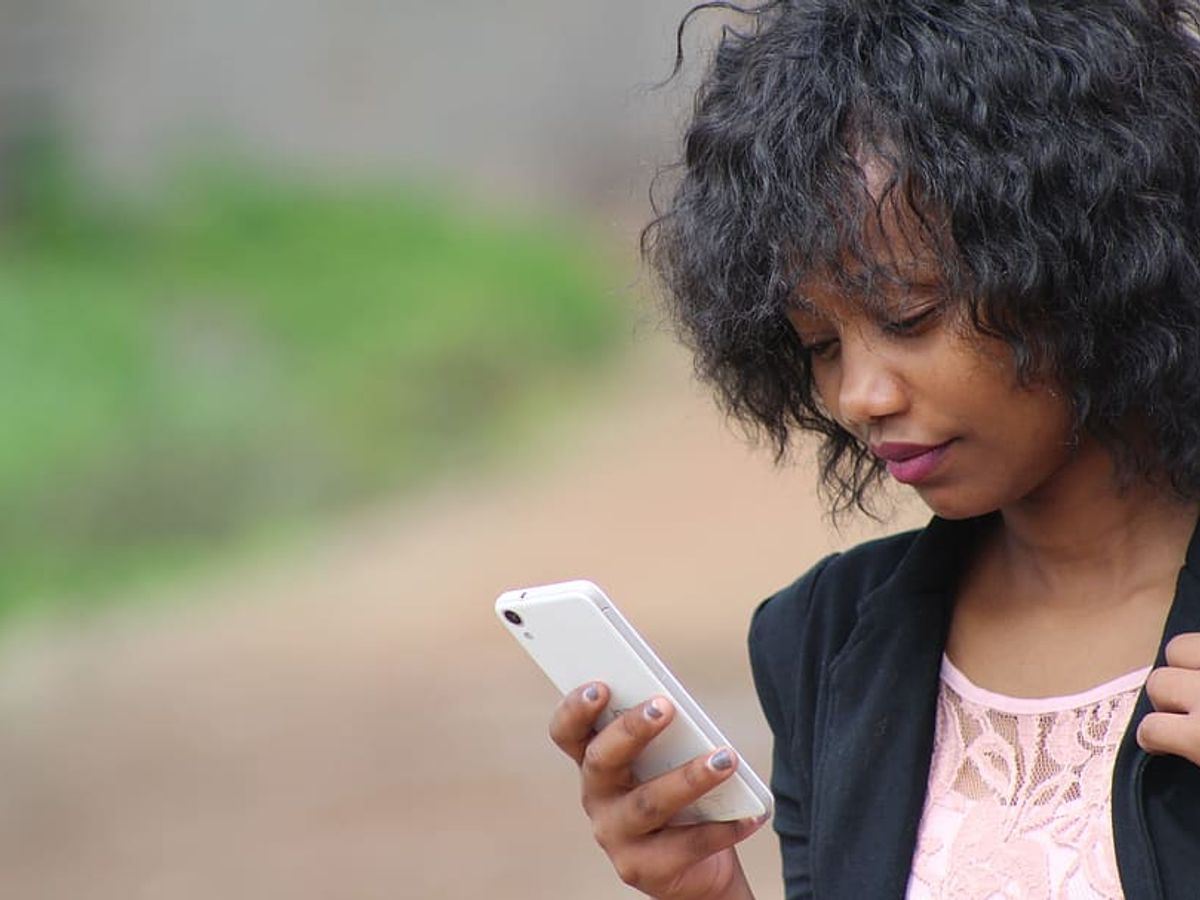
top-left (787, 266), bottom-right (1079, 521)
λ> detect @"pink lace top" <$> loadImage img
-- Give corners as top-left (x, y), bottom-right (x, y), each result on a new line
top-left (906, 656), bottom-right (1150, 899)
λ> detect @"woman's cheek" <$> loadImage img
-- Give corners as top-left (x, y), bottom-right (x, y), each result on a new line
top-left (809, 365), bottom-right (840, 421)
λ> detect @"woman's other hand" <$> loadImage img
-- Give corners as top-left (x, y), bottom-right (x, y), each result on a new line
top-left (1138, 633), bottom-right (1200, 767)
top-left (548, 682), bottom-right (766, 900)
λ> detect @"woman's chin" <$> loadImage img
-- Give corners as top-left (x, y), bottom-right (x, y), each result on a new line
top-left (910, 486), bottom-right (999, 522)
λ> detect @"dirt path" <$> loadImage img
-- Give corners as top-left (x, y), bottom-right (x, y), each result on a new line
top-left (0, 334), bottom-right (921, 900)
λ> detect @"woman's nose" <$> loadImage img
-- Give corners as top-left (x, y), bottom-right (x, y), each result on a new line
top-left (834, 341), bottom-right (908, 429)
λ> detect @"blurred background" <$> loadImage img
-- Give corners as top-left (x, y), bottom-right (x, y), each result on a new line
top-left (0, 3), bottom-right (919, 898)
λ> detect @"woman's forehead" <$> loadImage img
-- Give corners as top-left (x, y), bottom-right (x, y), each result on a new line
top-left (790, 254), bottom-right (946, 317)
top-left (789, 160), bottom-right (951, 312)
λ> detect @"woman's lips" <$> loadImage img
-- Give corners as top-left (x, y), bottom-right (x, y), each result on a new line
top-left (872, 441), bottom-right (953, 485)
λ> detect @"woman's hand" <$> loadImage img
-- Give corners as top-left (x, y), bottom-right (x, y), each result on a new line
top-left (1138, 633), bottom-right (1200, 767)
top-left (549, 682), bottom-right (766, 900)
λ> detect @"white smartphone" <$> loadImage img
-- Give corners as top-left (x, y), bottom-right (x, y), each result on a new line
top-left (495, 579), bottom-right (773, 824)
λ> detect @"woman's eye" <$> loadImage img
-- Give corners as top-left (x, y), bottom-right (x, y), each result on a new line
top-left (802, 337), bottom-right (839, 360)
top-left (884, 305), bottom-right (940, 336)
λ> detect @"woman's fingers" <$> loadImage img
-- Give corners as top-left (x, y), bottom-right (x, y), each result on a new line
top-left (652, 816), bottom-right (767, 876)
top-left (1165, 632), bottom-right (1200, 669)
top-left (605, 816), bottom-right (766, 896)
top-left (548, 682), bottom-right (610, 765)
top-left (1138, 635), bottom-right (1200, 768)
top-left (610, 748), bottom-right (744, 837)
top-left (1144, 665), bottom-right (1198, 714)
top-left (582, 697), bottom-right (677, 793)
top-left (546, 687), bottom-right (761, 899)
top-left (1138, 711), bottom-right (1200, 767)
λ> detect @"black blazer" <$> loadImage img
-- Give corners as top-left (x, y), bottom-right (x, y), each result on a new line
top-left (749, 514), bottom-right (1200, 900)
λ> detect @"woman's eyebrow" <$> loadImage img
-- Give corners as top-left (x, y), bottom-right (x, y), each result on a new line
top-left (897, 281), bottom-right (946, 299)
top-left (787, 283), bottom-right (842, 315)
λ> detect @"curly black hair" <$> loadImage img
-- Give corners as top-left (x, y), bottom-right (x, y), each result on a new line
top-left (645, 0), bottom-right (1200, 516)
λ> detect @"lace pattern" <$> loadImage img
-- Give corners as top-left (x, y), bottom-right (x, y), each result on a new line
top-left (905, 658), bottom-right (1149, 900)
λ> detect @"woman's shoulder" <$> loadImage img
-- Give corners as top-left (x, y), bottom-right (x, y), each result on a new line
top-left (750, 514), bottom-right (987, 690)
top-left (752, 526), bottom-right (927, 635)
top-left (747, 525), bottom-right (933, 744)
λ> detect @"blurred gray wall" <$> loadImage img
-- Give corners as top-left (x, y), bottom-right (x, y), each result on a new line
top-left (0, 0), bottom-right (58, 217)
top-left (11, 0), bottom-right (713, 210)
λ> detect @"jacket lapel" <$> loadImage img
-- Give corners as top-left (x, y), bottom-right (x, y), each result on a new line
top-left (1113, 518), bottom-right (1200, 900)
top-left (810, 517), bottom-right (984, 900)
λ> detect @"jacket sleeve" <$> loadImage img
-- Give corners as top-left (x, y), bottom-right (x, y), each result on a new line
top-left (748, 555), bottom-right (839, 900)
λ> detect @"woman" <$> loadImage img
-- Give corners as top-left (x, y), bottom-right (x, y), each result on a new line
top-left (550, 2), bottom-right (1200, 897)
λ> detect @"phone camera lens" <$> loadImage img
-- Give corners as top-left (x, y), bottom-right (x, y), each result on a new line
top-left (503, 610), bottom-right (523, 626)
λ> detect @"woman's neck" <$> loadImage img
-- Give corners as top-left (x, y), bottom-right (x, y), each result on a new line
top-left (945, 439), bottom-right (1197, 697)
top-left (992, 439), bottom-right (1197, 611)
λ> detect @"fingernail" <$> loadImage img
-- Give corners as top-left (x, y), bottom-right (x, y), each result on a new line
top-left (709, 748), bottom-right (735, 771)
top-left (644, 699), bottom-right (664, 720)
top-left (583, 684), bottom-right (600, 703)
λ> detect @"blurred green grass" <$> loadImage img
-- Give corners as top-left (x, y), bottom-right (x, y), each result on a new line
top-left (0, 160), bottom-right (628, 620)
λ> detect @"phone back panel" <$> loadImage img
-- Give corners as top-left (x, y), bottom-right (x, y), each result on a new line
top-left (496, 580), bottom-right (771, 823)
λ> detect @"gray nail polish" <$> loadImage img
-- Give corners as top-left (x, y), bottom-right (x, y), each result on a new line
top-left (584, 684), bottom-right (600, 702)
top-left (709, 749), bottom-right (734, 771)
top-left (645, 699), bottom-right (664, 720)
